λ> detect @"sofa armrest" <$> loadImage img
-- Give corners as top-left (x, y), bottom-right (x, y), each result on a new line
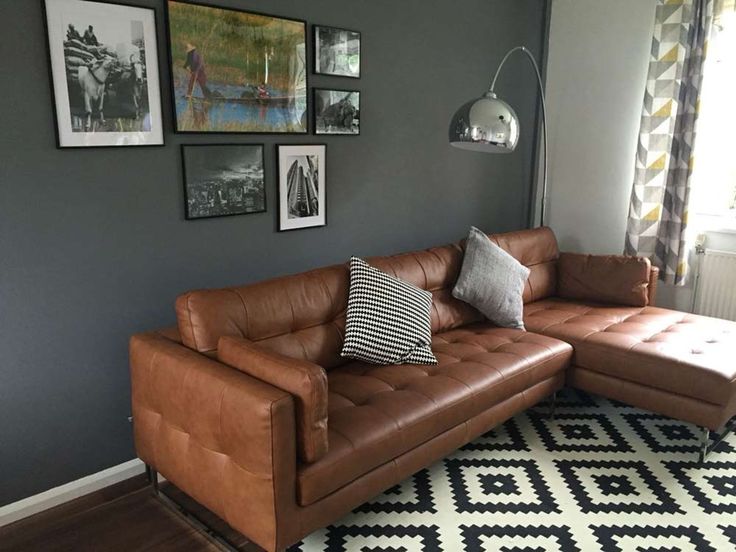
top-left (130, 332), bottom-right (298, 551)
top-left (558, 252), bottom-right (653, 307)
top-left (648, 265), bottom-right (660, 305)
top-left (218, 336), bottom-right (329, 464)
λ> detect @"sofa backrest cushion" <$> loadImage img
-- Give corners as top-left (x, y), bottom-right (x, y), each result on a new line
top-left (557, 252), bottom-right (652, 307)
top-left (176, 264), bottom-right (350, 367)
top-left (175, 227), bottom-right (560, 366)
top-left (366, 243), bottom-right (482, 337)
top-left (490, 227), bottom-right (559, 304)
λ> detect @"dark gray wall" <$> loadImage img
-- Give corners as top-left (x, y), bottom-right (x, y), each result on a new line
top-left (0, 0), bottom-right (546, 506)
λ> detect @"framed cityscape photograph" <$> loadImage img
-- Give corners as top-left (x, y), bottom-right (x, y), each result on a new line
top-left (314, 25), bottom-right (361, 78)
top-left (277, 144), bottom-right (326, 231)
top-left (43, 0), bottom-right (164, 148)
top-left (314, 89), bottom-right (360, 135)
top-left (182, 144), bottom-right (266, 220)
top-left (166, 0), bottom-right (308, 134)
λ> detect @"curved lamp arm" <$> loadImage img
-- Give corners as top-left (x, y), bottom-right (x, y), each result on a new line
top-left (489, 46), bottom-right (548, 227)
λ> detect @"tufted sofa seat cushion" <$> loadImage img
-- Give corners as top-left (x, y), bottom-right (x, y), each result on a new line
top-left (524, 298), bottom-right (736, 406)
top-left (296, 322), bottom-right (572, 505)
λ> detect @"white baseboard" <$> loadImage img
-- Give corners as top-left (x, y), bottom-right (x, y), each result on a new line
top-left (0, 458), bottom-right (146, 528)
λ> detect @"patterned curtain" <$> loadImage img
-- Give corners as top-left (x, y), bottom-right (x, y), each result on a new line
top-left (624, 0), bottom-right (715, 285)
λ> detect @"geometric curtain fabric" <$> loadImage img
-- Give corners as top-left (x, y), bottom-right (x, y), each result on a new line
top-left (624, 0), bottom-right (715, 285)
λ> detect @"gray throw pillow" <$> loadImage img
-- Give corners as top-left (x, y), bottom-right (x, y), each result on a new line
top-left (452, 227), bottom-right (530, 329)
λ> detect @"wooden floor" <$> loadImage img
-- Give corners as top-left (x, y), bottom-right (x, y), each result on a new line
top-left (0, 476), bottom-right (261, 552)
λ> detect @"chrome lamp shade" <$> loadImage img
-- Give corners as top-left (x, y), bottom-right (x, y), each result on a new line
top-left (449, 92), bottom-right (519, 153)
top-left (448, 45), bottom-right (548, 227)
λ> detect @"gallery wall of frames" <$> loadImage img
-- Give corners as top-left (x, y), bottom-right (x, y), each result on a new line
top-left (43, 0), bottom-right (361, 230)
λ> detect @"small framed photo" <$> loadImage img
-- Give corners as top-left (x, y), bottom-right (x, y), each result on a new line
top-left (314, 25), bottom-right (361, 78)
top-left (314, 89), bottom-right (360, 135)
top-left (277, 144), bottom-right (326, 231)
top-left (43, 0), bottom-right (164, 148)
top-left (182, 144), bottom-right (266, 220)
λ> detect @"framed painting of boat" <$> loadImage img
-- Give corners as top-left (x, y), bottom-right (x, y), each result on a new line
top-left (165, 0), bottom-right (308, 134)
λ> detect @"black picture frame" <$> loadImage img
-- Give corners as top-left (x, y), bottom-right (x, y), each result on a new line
top-left (41, 0), bottom-right (166, 148)
top-left (165, 0), bottom-right (309, 135)
top-left (181, 143), bottom-right (267, 220)
top-left (313, 88), bottom-right (360, 136)
top-left (313, 24), bottom-right (361, 79)
top-left (276, 144), bottom-right (327, 232)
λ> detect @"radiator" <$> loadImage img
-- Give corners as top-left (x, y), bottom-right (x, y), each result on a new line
top-left (694, 249), bottom-right (736, 321)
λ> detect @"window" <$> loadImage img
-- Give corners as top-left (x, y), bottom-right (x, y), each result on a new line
top-left (690, 3), bottom-right (736, 225)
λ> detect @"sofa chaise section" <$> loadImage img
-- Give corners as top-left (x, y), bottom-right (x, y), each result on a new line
top-left (526, 298), bottom-right (736, 430)
top-left (523, 248), bottom-right (736, 435)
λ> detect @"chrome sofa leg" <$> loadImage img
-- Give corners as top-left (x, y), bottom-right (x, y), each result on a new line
top-left (147, 465), bottom-right (243, 551)
top-left (548, 391), bottom-right (557, 421)
top-left (145, 464), bottom-right (154, 484)
top-left (699, 427), bottom-right (710, 464)
top-left (698, 419), bottom-right (736, 464)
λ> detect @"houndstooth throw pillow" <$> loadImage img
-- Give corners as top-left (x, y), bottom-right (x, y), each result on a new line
top-left (341, 257), bottom-right (438, 365)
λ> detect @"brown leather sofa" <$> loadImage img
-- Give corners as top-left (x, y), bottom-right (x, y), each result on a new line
top-left (130, 227), bottom-right (736, 551)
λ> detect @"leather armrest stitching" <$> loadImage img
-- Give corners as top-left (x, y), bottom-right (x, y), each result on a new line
top-left (269, 395), bottom-right (291, 552)
top-left (318, 272), bottom-right (338, 319)
top-left (414, 257), bottom-right (430, 291)
top-left (231, 289), bottom-right (250, 339)
top-left (304, 366), bottom-right (327, 459)
top-left (184, 294), bottom-right (199, 351)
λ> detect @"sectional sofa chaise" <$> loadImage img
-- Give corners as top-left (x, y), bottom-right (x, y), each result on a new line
top-left (129, 227), bottom-right (736, 552)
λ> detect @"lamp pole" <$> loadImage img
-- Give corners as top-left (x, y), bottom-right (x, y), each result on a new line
top-left (490, 46), bottom-right (548, 228)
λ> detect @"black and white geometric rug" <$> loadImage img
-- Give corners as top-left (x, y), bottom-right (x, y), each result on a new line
top-left (290, 389), bottom-right (736, 551)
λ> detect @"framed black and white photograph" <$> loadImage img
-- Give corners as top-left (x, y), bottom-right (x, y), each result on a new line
top-left (314, 89), bottom-right (360, 135)
top-left (277, 144), bottom-right (326, 231)
top-left (182, 144), bottom-right (266, 220)
top-left (314, 25), bottom-right (360, 78)
top-left (43, 0), bottom-right (164, 148)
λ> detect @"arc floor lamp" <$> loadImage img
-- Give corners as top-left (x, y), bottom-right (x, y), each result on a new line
top-left (449, 45), bottom-right (548, 228)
